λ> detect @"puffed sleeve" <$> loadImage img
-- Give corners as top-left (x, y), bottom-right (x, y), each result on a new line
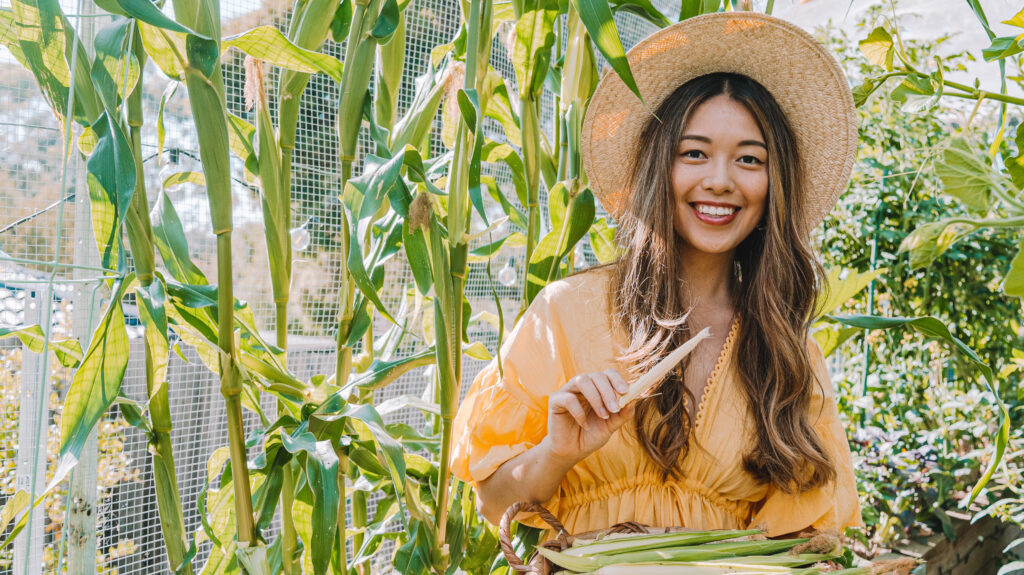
top-left (748, 336), bottom-right (862, 537)
top-left (450, 287), bottom-right (576, 487)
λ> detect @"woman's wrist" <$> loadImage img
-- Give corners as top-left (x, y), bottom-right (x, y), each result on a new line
top-left (537, 435), bottom-right (584, 474)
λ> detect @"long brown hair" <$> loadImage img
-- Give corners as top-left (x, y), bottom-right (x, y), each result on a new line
top-left (611, 72), bottom-right (835, 492)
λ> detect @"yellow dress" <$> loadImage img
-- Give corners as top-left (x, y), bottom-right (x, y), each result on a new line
top-left (450, 267), bottom-right (862, 537)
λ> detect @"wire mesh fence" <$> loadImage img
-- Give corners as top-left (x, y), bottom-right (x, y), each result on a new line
top-left (0, 0), bottom-right (666, 571)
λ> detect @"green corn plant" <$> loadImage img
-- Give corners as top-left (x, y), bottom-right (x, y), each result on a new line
top-left (165, 0), bottom-right (263, 562)
top-left (272, 5), bottom-right (339, 568)
top-left (510, 0), bottom-right (556, 309)
top-left (244, 53), bottom-right (304, 573)
top-left (428, 0), bottom-right (494, 570)
top-left (1, 3), bottom-right (196, 569)
top-left (122, 26), bottom-right (193, 575)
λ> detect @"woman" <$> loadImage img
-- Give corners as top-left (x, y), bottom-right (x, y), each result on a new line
top-left (450, 12), bottom-right (862, 539)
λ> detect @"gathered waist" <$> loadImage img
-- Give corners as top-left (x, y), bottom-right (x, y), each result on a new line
top-left (561, 472), bottom-right (752, 525)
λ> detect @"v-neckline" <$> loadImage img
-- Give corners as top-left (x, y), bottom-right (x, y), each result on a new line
top-left (691, 314), bottom-right (740, 433)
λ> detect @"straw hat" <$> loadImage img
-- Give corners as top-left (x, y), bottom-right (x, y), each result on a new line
top-left (581, 12), bottom-right (858, 233)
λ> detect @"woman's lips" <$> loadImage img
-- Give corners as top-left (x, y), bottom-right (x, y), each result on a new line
top-left (690, 203), bottom-right (739, 225)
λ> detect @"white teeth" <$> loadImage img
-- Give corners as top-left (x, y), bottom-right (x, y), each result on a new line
top-left (695, 204), bottom-right (737, 217)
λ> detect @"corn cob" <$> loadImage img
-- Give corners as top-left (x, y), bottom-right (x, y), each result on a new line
top-left (620, 327), bottom-right (711, 406)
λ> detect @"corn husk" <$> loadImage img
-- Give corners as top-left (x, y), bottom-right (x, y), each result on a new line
top-left (619, 327), bottom-right (711, 406)
top-left (564, 529), bottom-right (761, 557)
top-left (537, 538), bottom-right (809, 572)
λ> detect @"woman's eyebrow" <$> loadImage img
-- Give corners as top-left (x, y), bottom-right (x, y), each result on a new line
top-left (679, 134), bottom-right (767, 149)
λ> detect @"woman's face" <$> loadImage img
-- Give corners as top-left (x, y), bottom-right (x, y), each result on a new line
top-left (671, 94), bottom-right (769, 256)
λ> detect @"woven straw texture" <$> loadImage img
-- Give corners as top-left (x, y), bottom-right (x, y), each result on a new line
top-left (581, 12), bottom-right (858, 233)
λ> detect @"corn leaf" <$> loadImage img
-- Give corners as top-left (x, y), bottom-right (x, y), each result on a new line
top-left (329, 0), bottom-right (352, 42)
top-left (392, 64), bottom-right (448, 152)
top-left (369, 0), bottom-right (400, 40)
top-left (104, 0), bottom-right (201, 37)
top-left (162, 170), bottom-right (207, 189)
top-left (86, 111), bottom-right (136, 270)
top-left (346, 348), bottom-right (436, 391)
top-left (90, 18), bottom-right (140, 113)
top-left (829, 314), bottom-right (1008, 504)
top-left (223, 26), bottom-right (344, 82)
top-left (483, 141), bottom-right (527, 206)
top-left (482, 68), bottom-right (521, 147)
top-left (0, 325), bottom-right (83, 367)
top-left (589, 217), bottom-right (621, 265)
top-left (335, 402), bottom-right (408, 520)
top-left (570, 0), bottom-right (642, 102)
top-left (512, 0), bottom-right (558, 98)
top-left (152, 191), bottom-right (209, 286)
top-left (281, 425), bottom-right (339, 575)
top-left (526, 184), bottom-right (595, 302)
top-left (374, 12), bottom-right (405, 130)
top-left (157, 82), bottom-right (178, 158)
top-left (342, 152), bottom-right (410, 323)
top-left (135, 281), bottom-right (169, 403)
top-left (9, 0), bottom-right (100, 127)
top-left (137, 22), bottom-right (187, 80)
top-left (59, 276), bottom-right (133, 457)
top-left (609, 0), bottom-right (670, 28)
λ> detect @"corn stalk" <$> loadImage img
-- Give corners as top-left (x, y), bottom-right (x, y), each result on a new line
top-left (511, 0), bottom-right (556, 310)
top-left (169, 0), bottom-right (260, 559)
top-left (426, 0), bottom-right (493, 571)
top-left (121, 25), bottom-right (193, 574)
top-left (333, 3), bottom-right (396, 569)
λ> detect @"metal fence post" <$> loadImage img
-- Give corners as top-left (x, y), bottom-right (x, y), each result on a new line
top-left (13, 287), bottom-right (48, 575)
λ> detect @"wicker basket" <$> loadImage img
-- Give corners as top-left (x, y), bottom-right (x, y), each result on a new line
top-left (498, 501), bottom-right (682, 574)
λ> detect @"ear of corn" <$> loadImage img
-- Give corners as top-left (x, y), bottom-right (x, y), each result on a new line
top-left (538, 538), bottom-right (810, 572)
top-left (573, 564), bottom-right (831, 575)
top-left (564, 529), bottom-right (761, 557)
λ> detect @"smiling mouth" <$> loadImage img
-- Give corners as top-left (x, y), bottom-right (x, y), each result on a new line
top-left (690, 202), bottom-right (740, 224)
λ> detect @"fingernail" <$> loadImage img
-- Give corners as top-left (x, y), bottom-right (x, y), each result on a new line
top-left (610, 400), bottom-right (620, 413)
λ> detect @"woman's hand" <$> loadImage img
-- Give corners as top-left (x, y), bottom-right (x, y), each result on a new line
top-left (543, 369), bottom-right (635, 462)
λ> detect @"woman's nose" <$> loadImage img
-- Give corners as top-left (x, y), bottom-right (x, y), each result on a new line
top-left (701, 159), bottom-right (733, 194)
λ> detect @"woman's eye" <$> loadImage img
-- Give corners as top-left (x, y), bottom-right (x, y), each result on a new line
top-left (680, 149), bottom-right (705, 159)
top-left (739, 155), bottom-right (765, 165)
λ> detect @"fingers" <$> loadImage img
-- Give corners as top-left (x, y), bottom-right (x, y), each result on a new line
top-left (550, 391), bottom-right (589, 429)
top-left (591, 372), bottom-right (621, 416)
top-left (565, 371), bottom-right (627, 420)
top-left (573, 375), bottom-right (612, 419)
top-left (604, 369), bottom-right (630, 395)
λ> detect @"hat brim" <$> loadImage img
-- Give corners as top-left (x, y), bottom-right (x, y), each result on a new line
top-left (581, 12), bottom-right (858, 233)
